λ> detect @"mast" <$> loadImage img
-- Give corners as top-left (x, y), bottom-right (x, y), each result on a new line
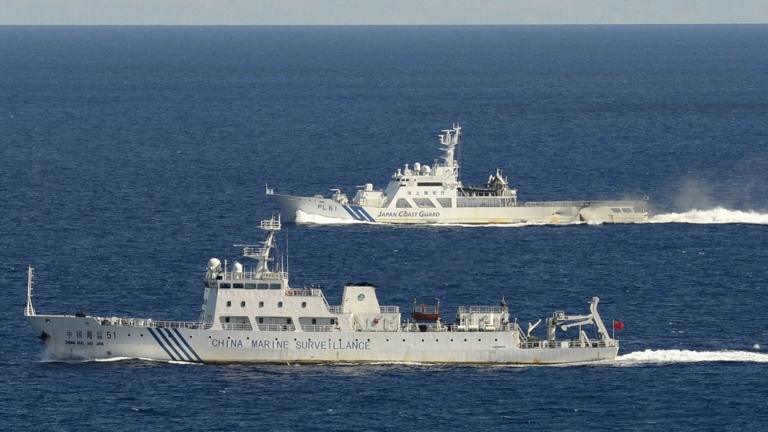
top-left (438, 123), bottom-right (461, 169)
top-left (25, 265), bottom-right (35, 316)
top-left (237, 215), bottom-right (282, 278)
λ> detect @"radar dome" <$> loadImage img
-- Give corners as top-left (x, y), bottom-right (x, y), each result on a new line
top-left (207, 258), bottom-right (221, 271)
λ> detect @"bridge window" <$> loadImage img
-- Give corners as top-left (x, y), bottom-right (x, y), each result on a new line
top-left (396, 198), bottom-right (412, 208)
top-left (232, 283), bottom-right (244, 289)
top-left (278, 302), bottom-right (283, 308)
top-left (240, 301), bottom-right (246, 307)
top-left (245, 283), bottom-right (256, 289)
top-left (436, 198), bottom-right (452, 208)
top-left (226, 301), bottom-right (232, 307)
top-left (258, 301), bottom-right (264, 308)
top-left (269, 283), bottom-right (281, 290)
top-left (301, 302), bottom-right (307, 308)
top-left (413, 198), bottom-right (435, 208)
top-left (312, 318), bottom-right (317, 324)
top-left (257, 283), bottom-right (269, 289)
top-left (219, 283), bottom-right (231, 289)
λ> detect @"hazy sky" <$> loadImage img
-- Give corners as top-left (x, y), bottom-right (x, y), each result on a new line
top-left (1, 0), bottom-right (767, 25)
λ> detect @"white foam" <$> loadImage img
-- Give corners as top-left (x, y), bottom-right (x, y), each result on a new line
top-left (294, 210), bottom-right (370, 225)
top-left (649, 207), bottom-right (768, 225)
top-left (614, 349), bottom-right (768, 365)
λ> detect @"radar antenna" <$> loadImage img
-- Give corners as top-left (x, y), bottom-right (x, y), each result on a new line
top-left (235, 214), bottom-right (282, 277)
top-left (438, 122), bottom-right (461, 169)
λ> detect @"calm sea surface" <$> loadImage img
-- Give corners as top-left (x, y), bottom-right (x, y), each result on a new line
top-left (1, 25), bottom-right (767, 431)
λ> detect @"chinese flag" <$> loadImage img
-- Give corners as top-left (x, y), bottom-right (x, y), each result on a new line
top-left (613, 320), bottom-right (625, 331)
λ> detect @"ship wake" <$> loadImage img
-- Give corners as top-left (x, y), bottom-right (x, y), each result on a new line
top-left (295, 210), bottom-right (372, 225)
top-left (612, 349), bottom-right (768, 365)
top-left (648, 207), bottom-right (768, 225)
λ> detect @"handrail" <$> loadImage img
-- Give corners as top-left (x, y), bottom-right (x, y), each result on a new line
top-left (300, 324), bottom-right (336, 332)
top-left (286, 288), bottom-right (323, 297)
top-left (257, 324), bottom-right (296, 332)
top-left (457, 306), bottom-right (508, 314)
top-left (519, 339), bottom-right (617, 349)
top-left (99, 318), bottom-right (213, 330)
top-left (524, 200), bottom-right (644, 207)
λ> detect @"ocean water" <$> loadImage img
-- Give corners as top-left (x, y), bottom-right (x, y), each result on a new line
top-left (1, 25), bottom-right (768, 431)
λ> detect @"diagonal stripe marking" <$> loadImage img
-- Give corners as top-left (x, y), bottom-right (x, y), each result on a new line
top-left (155, 326), bottom-right (187, 361)
top-left (172, 328), bottom-right (204, 363)
top-left (147, 328), bottom-right (177, 361)
top-left (163, 328), bottom-right (194, 362)
top-left (341, 205), bottom-right (362, 220)
top-left (355, 206), bottom-right (375, 222)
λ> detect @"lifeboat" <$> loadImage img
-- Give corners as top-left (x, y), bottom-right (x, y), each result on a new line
top-left (411, 298), bottom-right (440, 321)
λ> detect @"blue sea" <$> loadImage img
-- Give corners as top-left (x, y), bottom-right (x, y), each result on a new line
top-left (1, 25), bottom-right (768, 431)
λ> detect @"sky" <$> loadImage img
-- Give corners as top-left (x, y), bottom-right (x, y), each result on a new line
top-left (0, 0), bottom-right (767, 25)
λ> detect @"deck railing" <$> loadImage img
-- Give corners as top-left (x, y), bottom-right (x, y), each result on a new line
top-left (519, 339), bottom-right (617, 349)
top-left (456, 306), bottom-right (508, 314)
top-left (100, 318), bottom-right (212, 330)
top-left (300, 324), bottom-right (336, 332)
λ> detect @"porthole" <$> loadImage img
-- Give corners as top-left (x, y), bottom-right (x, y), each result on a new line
top-left (240, 301), bottom-right (246, 307)
top-left (258, 301), bottom-right (264, 308)
top-left (226, 301), bottom-right (232, 307)
top-left (278, 301), bottom-right (283, 308)
top-left (357, 293), bottom-right (365, 301)
top-left (301, 302), bottom-right (307, 308)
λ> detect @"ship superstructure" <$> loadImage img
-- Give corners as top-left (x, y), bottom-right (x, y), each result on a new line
top-left (26, 216), bottom-right (619, 364)
top-left (268, 124), bottom-right (648, 224)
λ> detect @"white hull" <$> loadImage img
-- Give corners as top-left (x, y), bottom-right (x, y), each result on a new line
top-left (271, 193), bottom-right (647, 225)
top-left (28, 315), bottom-right (618, 364)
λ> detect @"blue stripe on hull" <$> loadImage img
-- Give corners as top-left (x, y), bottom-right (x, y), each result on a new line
top-left (163, 328), bottom-right (194, 362)
top-left (172, 328), bottom-right (204, 363)
top-left (341, 205), bottom-right (361, 220)
top-left (155, 327), bottom-right (187, 361)
top-left (147, 328), bottom-right (177, 361)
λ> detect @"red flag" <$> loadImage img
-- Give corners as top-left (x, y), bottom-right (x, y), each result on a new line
top-left (613, 320), bottom-right (625, 331)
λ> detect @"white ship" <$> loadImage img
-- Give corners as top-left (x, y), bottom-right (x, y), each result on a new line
top-left (268, 124), bottom-right (648, 225)
top-left (26, 216), bottom-right (619, 364)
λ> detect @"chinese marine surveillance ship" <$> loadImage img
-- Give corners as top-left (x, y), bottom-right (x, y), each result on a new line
top-left (26, 216), bottom-right (619, 364)
top-left (268, 124), bottom-right (648, 224)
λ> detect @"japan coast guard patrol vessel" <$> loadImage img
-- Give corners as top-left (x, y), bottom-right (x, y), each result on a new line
top-left (25, 216), bottom-right (619, 364)
top-left (268, 124), bottom-right (648, 225)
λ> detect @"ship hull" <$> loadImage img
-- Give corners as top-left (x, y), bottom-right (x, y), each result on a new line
top-left (270, 193), bottom-right (647, 225)
top-left (28, 315), bottom-right (618, 365)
